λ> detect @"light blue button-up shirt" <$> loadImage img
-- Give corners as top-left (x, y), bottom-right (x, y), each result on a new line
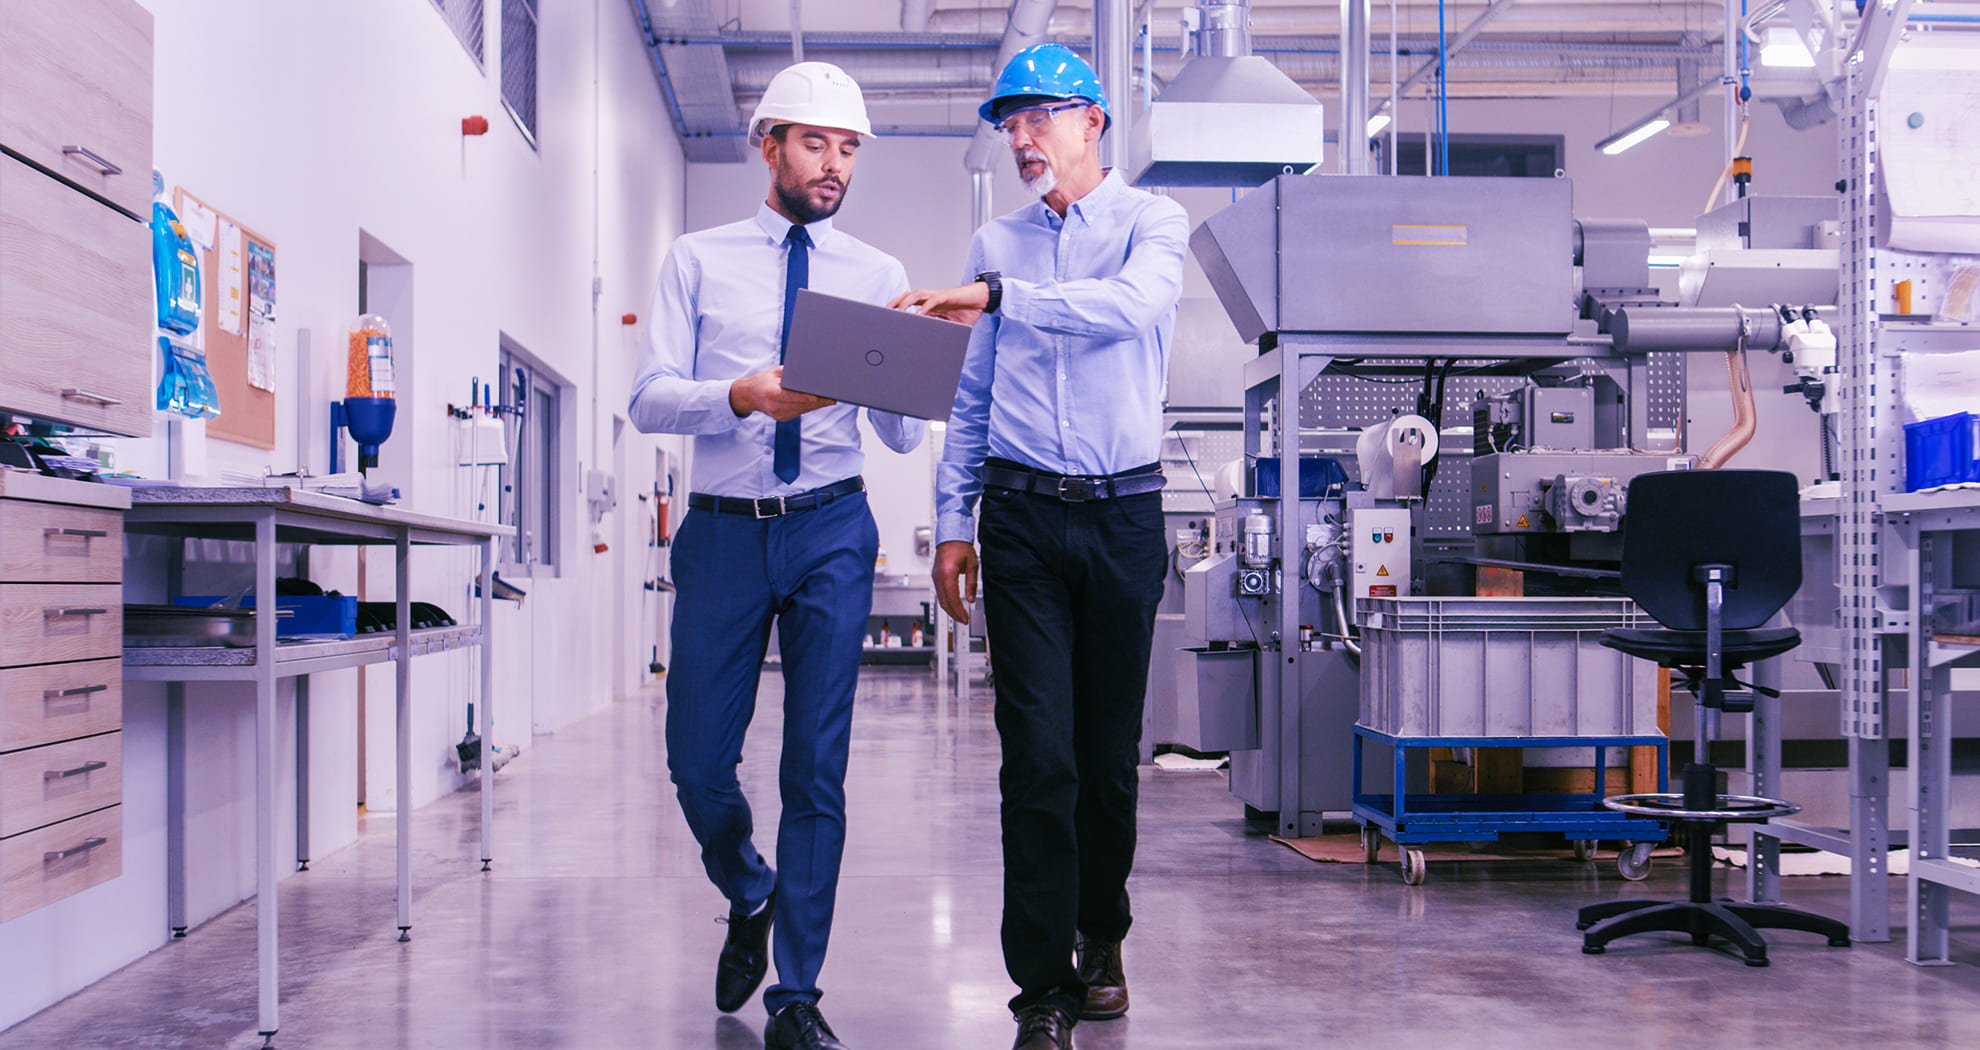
top-left (629, 204), bottom-right (926, 497)
top-left (935, 170), bottom-right (1189, 544)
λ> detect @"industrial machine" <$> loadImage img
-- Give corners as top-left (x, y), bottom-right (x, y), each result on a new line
top-left (1175, 173), bottom-right (1832, 846)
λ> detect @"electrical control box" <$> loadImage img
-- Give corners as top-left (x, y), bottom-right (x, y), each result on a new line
top-left (1349, 507), bottom-right (1412, 601)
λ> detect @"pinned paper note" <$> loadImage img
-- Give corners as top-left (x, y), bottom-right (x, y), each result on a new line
top-left (218, 220), bottom-right (244, 336)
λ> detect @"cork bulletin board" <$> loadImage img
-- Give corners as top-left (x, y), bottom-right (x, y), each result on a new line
top-left (174, 188), bottom-right (277, 450)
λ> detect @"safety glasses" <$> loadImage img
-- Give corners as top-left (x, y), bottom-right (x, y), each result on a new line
top-left (994, 102), bottom-right (1088, 141)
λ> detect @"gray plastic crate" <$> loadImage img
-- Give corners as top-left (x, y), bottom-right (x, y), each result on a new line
top-left (1356, 597), bottom-right (1659, 738)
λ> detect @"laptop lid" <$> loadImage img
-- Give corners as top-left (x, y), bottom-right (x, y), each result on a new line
top-left (780, 289), bottom-right (973, 422)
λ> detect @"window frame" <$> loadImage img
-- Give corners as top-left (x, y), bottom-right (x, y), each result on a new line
top-left (497, 341), bottom-right (564, 576)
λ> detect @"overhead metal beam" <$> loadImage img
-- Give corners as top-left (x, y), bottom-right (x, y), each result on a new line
top-left (1371, 0), bottom-right (1522, 117)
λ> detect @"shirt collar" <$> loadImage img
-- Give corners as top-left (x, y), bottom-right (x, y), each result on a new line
top-left (1031, 168), bottom-right (1125, 230)
top-left (754, 202), bottom-right (835, 247)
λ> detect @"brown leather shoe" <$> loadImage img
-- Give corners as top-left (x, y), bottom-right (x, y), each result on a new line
top-left (1012, 1004), bottom-right (1075, 1050)
top-left (1075, 937), bottom-right (1127, 1020)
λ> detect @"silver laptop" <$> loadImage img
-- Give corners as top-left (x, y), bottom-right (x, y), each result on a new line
top-left (780, 289), bottom-right (973, 421)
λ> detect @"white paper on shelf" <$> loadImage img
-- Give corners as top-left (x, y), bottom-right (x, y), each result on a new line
top-left (1900, 348), bottom-right (1980, 424)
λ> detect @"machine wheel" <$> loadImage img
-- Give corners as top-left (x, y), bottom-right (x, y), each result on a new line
top-left (1618, 841), bottom-right (1656, 881)
top-left (1464, 840), bottom-right (1491, 853)
top-left (1361, 826), bottom-right (1381, 864)
top-left (1572, 839), bottom-right (1598, 862)
top-left (1401, 848), bottom-right (1427, 886)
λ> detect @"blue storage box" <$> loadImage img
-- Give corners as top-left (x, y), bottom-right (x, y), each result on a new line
top-left (1252, 457), bottom-right (1350, 498)
top-left (173, 595), bottom-right (358, 638)
top-left (1904, 412), bottom-right (1979, 491)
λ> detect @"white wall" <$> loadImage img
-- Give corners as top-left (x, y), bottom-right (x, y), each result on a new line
top-left (0, 0), bottom-right (688, 1028)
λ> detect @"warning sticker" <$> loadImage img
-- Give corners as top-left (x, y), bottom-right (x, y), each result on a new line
top-left (1514, 514), bottom-right (1530, 529)
top-left (1369, 585), bottom-right (1397, 597)
top-left (1476, 503), bottom-right (1493, 524)
top-left (1376, 565), bottom-right (1390, 577)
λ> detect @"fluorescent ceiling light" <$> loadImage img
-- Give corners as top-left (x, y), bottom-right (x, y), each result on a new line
top-left (1598, 118), bottom-right (1670, 155)
top-left (1760, 26), bottom-right (1816, 68)
top-left (1366, 113), bottom-right (1391, 136)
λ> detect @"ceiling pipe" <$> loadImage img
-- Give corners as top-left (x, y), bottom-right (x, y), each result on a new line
top-left (789, 0), bottom-right (805, 62)
top-left (1371, 0), bottom-right (1520, 118)
top-left (1096, 0), bottom-right (1132, 172)
top-left (1341, 0), bottom-right (1369, 173)
top-left (929, 3), bottom-right (1730, 35)
top-left (964, 1), bottom-right (1062, 173)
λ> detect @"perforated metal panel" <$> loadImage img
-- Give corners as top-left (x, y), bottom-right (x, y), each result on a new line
top-left (1838, 71), bottom-right (1887, 740)
top-left (1161, 428), bottom-right (1246, 513)
top-left (1645, 351), bottom-right (1685, 435)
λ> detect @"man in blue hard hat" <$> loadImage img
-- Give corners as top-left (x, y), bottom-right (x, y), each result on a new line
top-left (892, 42), bottom-right (1188, 1050)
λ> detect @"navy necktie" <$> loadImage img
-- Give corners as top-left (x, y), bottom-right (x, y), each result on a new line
top-left (774, 224), bottom-right (811, 484)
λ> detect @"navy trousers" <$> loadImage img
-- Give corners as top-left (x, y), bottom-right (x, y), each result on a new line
top-left (977, 480), bottom-right (1168, 1018)
top-left (665, 487), bottom-right (877, 1014)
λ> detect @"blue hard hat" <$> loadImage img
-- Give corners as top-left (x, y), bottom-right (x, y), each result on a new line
top-left (979, 43), bottom-right (1112, 132)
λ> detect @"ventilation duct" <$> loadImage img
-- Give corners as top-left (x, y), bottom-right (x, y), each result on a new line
top-left (1128, 2), bottom-right (1326, 187)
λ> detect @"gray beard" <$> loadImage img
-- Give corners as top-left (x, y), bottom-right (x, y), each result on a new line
top-left (1020, 163), bottom-right (1057, 198)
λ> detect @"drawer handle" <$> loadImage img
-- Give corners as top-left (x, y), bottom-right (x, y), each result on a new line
top-left (45, 760), bottom-right (108, 782)
top-left (60, 145), bottom-right (123, 176)
top-left (45, 608), bottom-right (109, 619)
top-left (61, 388), bottom-right (125, 407)
top-left (44, 837), bottom-right (109, 864)
top-left (44, 527), bottom-right (109, 540)
top-left (44, 684), bottom-right (110, 701)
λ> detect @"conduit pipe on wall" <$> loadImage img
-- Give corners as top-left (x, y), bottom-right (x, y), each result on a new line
top-left (1698, 346), bottom-right (1758, 469)
top-left (901, 0), bottom-right (937, 33)
top-left (964, 0), bottom-right (1063, 173)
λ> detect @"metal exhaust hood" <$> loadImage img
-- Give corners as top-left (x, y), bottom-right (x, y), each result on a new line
top-left (1127, 53), bottom-right (1326, 188)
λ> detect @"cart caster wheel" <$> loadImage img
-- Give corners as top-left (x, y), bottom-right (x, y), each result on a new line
top-left (1401, 848), bottom-right (1426, 886)
top-left (1829, 936), bottom-right (1852, 948)
top-left (1582, 944), bottom-right (1606, 955)
top-left (1618, 841), bottom-right (1655, 881)
top-left (1572, 839), bottom-right (1598, 862)
top-left (1575, 918), bottom-right (1594, 931)
top-left (1361, 827), bottom-right (1381, 864)
top-left (1464, 840), bottom-right (1491, 853)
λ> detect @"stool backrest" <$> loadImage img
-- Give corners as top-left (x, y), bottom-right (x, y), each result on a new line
top-left (1620, 469), bottom-right (1801, 632)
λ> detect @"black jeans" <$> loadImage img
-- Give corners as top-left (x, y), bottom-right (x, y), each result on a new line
top-left (977, 472), bottom-right (1167, 1017)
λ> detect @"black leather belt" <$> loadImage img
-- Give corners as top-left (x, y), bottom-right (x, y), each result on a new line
top-left (982, 461), bottom-right (1164, 502)
top-left (688, 476), bottom-right (865, 519)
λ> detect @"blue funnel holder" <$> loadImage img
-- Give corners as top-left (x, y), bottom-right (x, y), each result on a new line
top-left (332, 396), bottom-right (396, 472)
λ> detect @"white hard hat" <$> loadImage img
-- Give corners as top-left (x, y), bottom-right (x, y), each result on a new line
top-left (748, 61), bottom-right (875, 147)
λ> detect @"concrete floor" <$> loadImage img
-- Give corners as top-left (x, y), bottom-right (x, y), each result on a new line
top-left (7, 666), bottom-right (1980, 1049)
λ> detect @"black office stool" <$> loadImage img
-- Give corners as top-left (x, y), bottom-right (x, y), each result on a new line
top-left (1575, 469), bottom-right (1850, 966)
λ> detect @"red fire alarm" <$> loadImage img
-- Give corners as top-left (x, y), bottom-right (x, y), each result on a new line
top-left (622, 313), bottom-right (638, 325)
top-left (462, 115), bottom-right (490, 136)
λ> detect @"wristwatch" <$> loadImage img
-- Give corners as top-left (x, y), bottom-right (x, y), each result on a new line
top-left (975, 270), bottom-right (1003, 314)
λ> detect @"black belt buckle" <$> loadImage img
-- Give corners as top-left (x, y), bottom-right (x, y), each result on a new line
top-left (1056, 476), bottom-right (1104, 502)
top-left (752, 495), bottom-right (787, 519)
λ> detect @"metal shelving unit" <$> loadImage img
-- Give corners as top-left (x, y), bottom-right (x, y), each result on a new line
top-left (122, 487), bottom-right (508, 1048)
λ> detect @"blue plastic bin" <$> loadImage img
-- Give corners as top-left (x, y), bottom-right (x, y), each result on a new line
top-left (173, 595), bottom-right (358, 638)
top-left (1252, 457), bottom-right (1350, 498)
top-left (1904, 412), bottom-right (1979, 491)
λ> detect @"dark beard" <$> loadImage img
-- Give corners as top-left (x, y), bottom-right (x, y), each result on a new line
top-left (774, 176), bottom-right (845, 225)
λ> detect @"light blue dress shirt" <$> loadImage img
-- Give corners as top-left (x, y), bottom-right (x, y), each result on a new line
top-left (935, 170), bottom-right (1190, 544)
top-left (629, 204), bottom-right (926, 497)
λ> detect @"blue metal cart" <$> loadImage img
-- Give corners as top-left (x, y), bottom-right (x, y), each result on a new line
top-left (1353, 726), bottom-right (1669, 885)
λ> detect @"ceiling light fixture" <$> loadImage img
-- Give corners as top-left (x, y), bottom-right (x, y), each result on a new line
top-left (1597, 118), bottom-right (1671, 155)
top-left (1366, 113), bottom-right (1391, 136)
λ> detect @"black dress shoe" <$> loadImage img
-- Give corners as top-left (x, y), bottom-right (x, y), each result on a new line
top-left (1075, 937), bottom-right (1127, 1020)
top-left (715, 890), bottom-right (774, 1013)
top-left (764, 1000), bottom-right (847, 1050)
top-left (1011, 1005), bottom-right (1075, 1050)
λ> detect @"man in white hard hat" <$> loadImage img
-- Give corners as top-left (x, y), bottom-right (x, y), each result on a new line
top-left (629, 61), bottom-right (920, 1050)
top-left (892, 43), bottom-right (1187, 1050)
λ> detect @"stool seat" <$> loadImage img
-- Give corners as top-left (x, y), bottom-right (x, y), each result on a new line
top-left (1601, 626), bottom-right (1801, 667)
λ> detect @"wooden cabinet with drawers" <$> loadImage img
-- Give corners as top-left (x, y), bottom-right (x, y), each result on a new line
top-left (0, 470), bottom-right (127, 921)
top-left (0, 0), bottom-right (154, 438)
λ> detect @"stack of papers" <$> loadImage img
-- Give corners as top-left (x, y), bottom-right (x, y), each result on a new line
top-left (219, 470), bottom-right (363, 498)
